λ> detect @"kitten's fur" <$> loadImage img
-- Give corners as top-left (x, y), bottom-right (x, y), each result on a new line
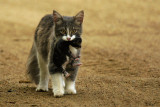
top-left (53, 37), bottom-right (82, 77)
top-left (26, 10), bottom-right (84, 97)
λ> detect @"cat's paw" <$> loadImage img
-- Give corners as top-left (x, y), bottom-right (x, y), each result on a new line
top-left (65, 88), bottom-right (77, 95)
top-left (53, 90), bottom-right (64, 98)
top-left (65, 80), bottom-right (76, 94)
top-left (36, 85), bottom-right (48, 92)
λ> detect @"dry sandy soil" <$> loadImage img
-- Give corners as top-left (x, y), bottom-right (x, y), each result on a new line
top-left (0, 0), bottom-right (160, 106)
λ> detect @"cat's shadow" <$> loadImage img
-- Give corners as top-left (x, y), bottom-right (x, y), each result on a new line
top-left (15, 84), bottom-right (53, 97)
top-left (17, 84), bottom-right (84, 98)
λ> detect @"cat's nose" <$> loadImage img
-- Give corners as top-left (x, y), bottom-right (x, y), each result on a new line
top-left (67, 37), bottom-right (71, 41)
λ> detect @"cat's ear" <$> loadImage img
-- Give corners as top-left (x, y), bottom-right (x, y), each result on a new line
top-left (53, 10), bottom-right (63, 25)
top-left (74, 10), bottom-right (84, 25)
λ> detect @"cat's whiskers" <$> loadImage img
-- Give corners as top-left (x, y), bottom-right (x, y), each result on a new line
top-left (71, 35), bottom-right (76, 41)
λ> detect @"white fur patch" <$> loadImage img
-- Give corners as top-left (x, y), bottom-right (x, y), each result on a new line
top-left (62, 36), bottom-right (68, 41)
top-left (69, 45), bottom-right (78, 56)
top-left (67, 35), bottom-right (71, 39)
top-left (67, 28), bottom-right (70, 35)
top-left (65, 80), bottom-right (76, 94)
top-left (36, 52), bottom-right (49, 91)
top-left (62, 56), bottom-right (69, 69)
top-left (71, 35), bottom-right (76, 41)
top-left (51, 73), bottom-right (64, 97)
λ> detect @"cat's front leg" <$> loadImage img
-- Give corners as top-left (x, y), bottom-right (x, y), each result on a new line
top-left (65, 78), bottom-right (76, 94)
top-left (64, 56), bottom-right (81, 94)
top-left (49, 65), bottom-right (65, 97)
top-left (51, 73), bottom-right (65, 97)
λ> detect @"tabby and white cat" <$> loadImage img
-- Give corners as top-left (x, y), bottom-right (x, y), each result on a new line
top-left (26, 10), bottom-right (84, 97)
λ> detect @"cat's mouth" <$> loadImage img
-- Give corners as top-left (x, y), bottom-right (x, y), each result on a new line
top-left (62, 35), bottom-right (76, 41)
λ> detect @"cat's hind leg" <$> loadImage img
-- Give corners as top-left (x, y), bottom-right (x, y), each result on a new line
top-left (36, 52), bottom-right (49, 92)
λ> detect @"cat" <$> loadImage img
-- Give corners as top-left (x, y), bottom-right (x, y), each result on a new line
top-left (26, 10), bottom-right (84, 97)
top-left (53, 37), bottom-right (82, 78)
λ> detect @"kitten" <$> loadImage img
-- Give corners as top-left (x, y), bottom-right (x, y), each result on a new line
top-left (53, 37), bottom-right (82, 78)
top-left (26, 10), bottom-right (84, 97)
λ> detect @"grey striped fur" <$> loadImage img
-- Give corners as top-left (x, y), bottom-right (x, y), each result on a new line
top-left (26, 10), bottom-right (84, 86)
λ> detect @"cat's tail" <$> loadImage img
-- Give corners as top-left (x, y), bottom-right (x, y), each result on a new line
top-left (26, 43), bottom-right (39, 85)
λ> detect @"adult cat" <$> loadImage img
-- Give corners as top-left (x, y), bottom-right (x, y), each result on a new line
top-left (26, 10), bottom-right (84, 97)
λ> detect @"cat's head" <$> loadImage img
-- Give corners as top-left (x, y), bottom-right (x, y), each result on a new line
top-left (53, 10), bottom-right (84, 41)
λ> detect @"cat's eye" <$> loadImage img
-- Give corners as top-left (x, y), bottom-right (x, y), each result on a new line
top-left (60, 29), bottom-right (66, 34)
top-left (72, 29), bottom-right (77, 33)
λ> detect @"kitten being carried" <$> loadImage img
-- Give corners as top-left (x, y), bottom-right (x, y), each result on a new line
top-left (53, 37), bottom-right (82, 78)
top-left (26, 10), bottom-right (84, 97)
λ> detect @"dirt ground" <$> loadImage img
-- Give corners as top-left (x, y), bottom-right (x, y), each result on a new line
top-left (0, 0), bottom-right (160, 106)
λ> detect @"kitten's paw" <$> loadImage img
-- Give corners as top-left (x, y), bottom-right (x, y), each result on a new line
top-left (53, 90), bottom-right (64, 98)
top-left (36, 85), bottom-right (48, 92)
top-left (65, 88), bottom-right (77, 95)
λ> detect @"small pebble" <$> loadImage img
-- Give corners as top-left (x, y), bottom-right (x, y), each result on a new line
top-left (8, 89), bottom-right (13, 92)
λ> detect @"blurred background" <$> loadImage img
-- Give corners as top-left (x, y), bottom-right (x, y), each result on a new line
top-left (0, 0), bottom-right (160, 106)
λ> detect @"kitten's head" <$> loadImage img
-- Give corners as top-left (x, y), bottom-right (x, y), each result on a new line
top-left (53, 10), bottom-right (84, 41)
top-left (70, 37), bottom-right (82, 48)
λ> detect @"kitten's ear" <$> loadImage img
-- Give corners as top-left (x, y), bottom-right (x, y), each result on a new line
top-left (74, 10), bottom-right (84, 25)
top-left (53, 10), bottom-right (63, 25)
